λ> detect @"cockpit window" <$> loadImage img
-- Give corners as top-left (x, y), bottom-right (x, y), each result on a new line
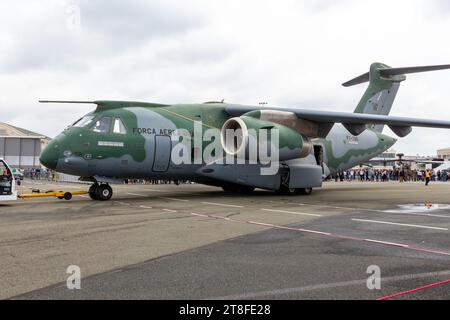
top-left (113, 118), bottom-right (127, 134)
top-left (73, 116), bottom-right (95, 128)
top-left (92, 117), bottom-right (112, 133)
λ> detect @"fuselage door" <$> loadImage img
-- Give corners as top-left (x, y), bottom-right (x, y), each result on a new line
top-left (314, 145), bottom-right (324, 174)
top-left (152, 135), bottom-right (171, 172)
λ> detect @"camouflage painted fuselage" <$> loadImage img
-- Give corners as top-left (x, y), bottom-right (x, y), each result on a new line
top-left (41, 101), bottom-right (396, 188)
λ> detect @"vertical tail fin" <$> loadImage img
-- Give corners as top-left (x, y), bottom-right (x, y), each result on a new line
top-left (343, 62), bottom-right (450, 132)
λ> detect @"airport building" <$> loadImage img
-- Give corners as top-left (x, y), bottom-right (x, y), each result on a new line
top-left (366, 149), bottom-right (397, 169)
top-left (364, 149), bottom-right (439, 170)
top-left (437, 147), bottom-right (450, 161)
top-left (0, 122), bottom-right (51, 169)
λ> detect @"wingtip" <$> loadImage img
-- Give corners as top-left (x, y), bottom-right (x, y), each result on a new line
top-left (38, 100), bottom-right (97, 104)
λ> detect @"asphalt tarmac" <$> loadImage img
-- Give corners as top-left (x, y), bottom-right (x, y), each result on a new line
top-left (1, 179), bottom-right (450, 300)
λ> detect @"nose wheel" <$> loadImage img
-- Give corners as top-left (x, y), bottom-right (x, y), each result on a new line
top-left (89, 183), bottom-right (113, 201)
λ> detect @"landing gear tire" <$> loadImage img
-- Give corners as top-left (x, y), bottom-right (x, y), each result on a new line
top-left (276, 186), bottom-right (299, 195)
top-left (96, 184), bottom-right (113, 201)
top-left (89, 184), bottom-right (99, 200)
top-left (298, 187), bottom-right (313, 195)
top-left (277, 186), bottom-right (313, 196)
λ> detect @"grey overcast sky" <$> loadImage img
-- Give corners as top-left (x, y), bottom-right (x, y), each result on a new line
top-left (2, 0), bottom-right (450, 156)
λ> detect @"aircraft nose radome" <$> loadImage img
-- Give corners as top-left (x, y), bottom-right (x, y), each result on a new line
top-left (40, 143), bottom-right (59, 170)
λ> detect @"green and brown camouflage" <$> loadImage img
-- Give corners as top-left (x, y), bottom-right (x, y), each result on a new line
top-left (39, 62), bottom-right (450, 198)
top-left (41, 101), bottom-right (395, 178)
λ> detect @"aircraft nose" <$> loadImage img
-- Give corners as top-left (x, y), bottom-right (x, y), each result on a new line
top-left (40, 141), bottom-right (60, 170)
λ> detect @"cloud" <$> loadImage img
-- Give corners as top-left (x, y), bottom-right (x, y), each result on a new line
top-left (0, 0), bottom-right (204, 73)
top-left (1, 0), bottom-right (450, 156)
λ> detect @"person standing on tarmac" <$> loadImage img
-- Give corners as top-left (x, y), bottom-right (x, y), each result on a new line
top-left (425, 169), bottom-right (432, 186)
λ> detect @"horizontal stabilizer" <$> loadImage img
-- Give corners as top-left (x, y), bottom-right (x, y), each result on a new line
top-left (380, 64), bottom-right (450, 77)
top-left (342, 73), bottom-right (370, 87)
top-left (343, 63), bottom-right (450, 87)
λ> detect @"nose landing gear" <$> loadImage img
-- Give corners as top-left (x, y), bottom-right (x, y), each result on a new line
top-left (89, 183), bottom-right (113, 201)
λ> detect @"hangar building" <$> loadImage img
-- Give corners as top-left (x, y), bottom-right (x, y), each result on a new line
top-left (437, 147), bottom-right (450, 161)
top-left (0, 122), bottom-right (51, 169)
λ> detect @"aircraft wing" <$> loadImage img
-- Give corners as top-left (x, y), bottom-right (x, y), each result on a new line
top-left (225, 104), bottom-right (450, 137)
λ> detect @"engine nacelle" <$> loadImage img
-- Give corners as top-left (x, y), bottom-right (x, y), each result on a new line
top-left (220, 114), bottom-right (312, 161)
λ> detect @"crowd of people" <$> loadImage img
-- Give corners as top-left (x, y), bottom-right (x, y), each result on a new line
top-left (22, 169), bottom-right (194, 185)
top-left (23, 168), bottom-right (55, 181)
top-left (124, 179), bottom-right (194, 185)
top-left (328, 167), bottom-right (448, 184)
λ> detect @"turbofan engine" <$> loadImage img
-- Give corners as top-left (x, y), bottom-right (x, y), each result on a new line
top-left (220, 111), bottom-right (313, 161)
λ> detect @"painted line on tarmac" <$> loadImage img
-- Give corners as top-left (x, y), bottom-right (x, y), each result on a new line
top-left (381, 211), bottom-right (450, 219)
top-left (261, 208), bottom-right (322, 217)
top-left (247, 221), bottom-right (331, 235)
top-left (363, 239), bottom-right (409, 248)
top-left (103, 202), bottom-right (450, 258)
top-left (352, 218), bottom-right (449, 231)
top-left (115, 201), bottom-right (131, 206)
top-left (201, 202), bottom-right (244, 208)
top-left (139, 205), bottom-right (153, 209)
top-left (268, 200), bottom-right (450, 219)
top-left (141, 189), bottom-right (166, 193)
top-left (377, 278), bottom-right (450, 300)
top-left (189, 212), bottom-right (450, 257)
top-left (126, 193), bottom-right (148, 197)
top-left (158, 197), bottom-right (190, 202)
top-left (210, 270), bottom-right (450, 300)
top-left (267, 200), bottom-right (351, 211)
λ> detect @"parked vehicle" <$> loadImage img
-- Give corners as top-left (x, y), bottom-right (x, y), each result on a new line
top-left (0, 159), bottom-right (18, 201)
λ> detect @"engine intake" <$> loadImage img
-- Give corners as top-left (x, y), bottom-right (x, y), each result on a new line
top-left (220, 115), bottom-right (312, 161)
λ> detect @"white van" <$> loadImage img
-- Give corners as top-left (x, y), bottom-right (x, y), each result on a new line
top-left (0, 158), bottom-right (17, 201)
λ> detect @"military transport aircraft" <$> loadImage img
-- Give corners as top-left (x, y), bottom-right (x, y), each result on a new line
top-left (40, 62), bottom-right (450, 201)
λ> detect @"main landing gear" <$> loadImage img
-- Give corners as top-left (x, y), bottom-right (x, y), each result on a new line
top-left (276, 186), bottom-right (313, 196)
top-left (89, 183), bottom-right (113, 201)
top-left (276, 165), bottom-right (313, 196)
